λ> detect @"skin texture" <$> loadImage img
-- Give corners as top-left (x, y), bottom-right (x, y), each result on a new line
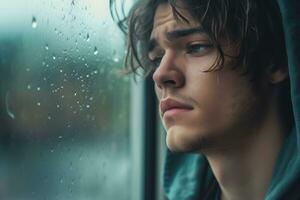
top-left (150, 3), bottom-right (288, 200)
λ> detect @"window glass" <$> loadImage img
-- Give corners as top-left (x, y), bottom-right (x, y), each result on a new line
top-left (0, 0), bottom-right (132, 199)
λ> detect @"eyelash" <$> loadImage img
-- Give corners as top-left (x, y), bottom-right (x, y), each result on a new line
top-left (149, 43), bottom-right (213, 67)
top-left (186, 43), bottom-right (213, 54)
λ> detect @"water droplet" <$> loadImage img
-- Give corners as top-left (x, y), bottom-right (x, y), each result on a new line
top-left (93, 70), bottom-right (98, 74)
top-left (86, 105), bottom-right (90, 108)
top-left (53, 55), bottom-right (56, 60)
top-left (48, 116), bottom-right (52, 120)
top-left (93, 47), bottom-right (98, 55)
top-left (89, 97), bottom-right (93, 101)
top-left (58, 135), bottom-right (63, 139)
top-left (27, 85), bottom-right (31, 90)
top-left (26, 68), bottom-right (30, 72)
top-left (60, 69), bottom-right (63, 73)
top-left (113, 57), bottom-right (119, 62)
top-left (71, 0), bottom-right (75, 6)
top-left (57, 104), bottom-right (60, 108)
top-left (86, 33), bottom-right (90, 42)
top-left (45, 44), bottom-right (49, 50)
top-left (37, 102), bottom-right (41, 106)
top-left (37, 87), bottom-right (41, 91)
top-left (5, 92), bottom-right (15, 119)
top-left (32, 16), bottom-right (37, 28)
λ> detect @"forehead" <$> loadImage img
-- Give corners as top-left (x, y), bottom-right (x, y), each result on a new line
top-left (151, 3), bottom-right (199, 41)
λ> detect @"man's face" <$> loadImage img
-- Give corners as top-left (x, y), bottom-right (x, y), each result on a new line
top-left (149, 3), bottom-right (267, 152)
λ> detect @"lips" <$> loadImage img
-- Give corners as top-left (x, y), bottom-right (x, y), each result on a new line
top-left (160, 98), bottom-right (193, 117)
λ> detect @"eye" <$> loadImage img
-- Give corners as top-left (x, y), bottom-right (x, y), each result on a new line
top-left (186, 43), bottom-right (213, 55)
top-left (150, 56), bottom-right (163, 68)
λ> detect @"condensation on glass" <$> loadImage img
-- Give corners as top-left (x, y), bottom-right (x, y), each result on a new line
top-left (0, 0), bottom-right (132, 199)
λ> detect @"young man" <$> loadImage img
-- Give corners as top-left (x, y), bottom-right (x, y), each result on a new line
top-left (117, 0), bottom-right (300, 199)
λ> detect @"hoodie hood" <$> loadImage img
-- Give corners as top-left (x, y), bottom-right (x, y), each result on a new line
top-left (163, 0), bottom-right (300, 199)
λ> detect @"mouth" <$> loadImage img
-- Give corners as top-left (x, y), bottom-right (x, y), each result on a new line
top-left (160, 98), bottom-right (193, 117)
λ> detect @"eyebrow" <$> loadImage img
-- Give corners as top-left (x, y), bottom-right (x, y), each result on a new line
top-left (148, 26), bottom-right (205, 53)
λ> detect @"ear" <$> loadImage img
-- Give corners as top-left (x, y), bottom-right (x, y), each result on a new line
top-left (267, 66), bottom-right (289, 84)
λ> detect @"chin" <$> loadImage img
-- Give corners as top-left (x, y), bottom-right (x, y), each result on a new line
top-left (165, 125), bottom-right (224, 153)
top-left (165, 126), bottom-right (204, 153)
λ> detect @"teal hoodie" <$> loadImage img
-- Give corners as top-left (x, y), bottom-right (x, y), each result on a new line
top-left (163, 0), bottom-right (300, 199)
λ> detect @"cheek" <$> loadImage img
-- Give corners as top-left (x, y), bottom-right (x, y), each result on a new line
top-left (189, 71), bottom-right (252, 126)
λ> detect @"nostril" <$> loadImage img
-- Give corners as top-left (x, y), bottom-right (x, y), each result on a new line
top-left (164, 80), bottom-right (176, 85)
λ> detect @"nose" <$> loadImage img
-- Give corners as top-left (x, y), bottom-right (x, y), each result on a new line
top-left (152, 52), bottom-right (185, 90)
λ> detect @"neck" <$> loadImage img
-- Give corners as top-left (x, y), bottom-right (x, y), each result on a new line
top-left (205, 101), bottom-right (287, 200)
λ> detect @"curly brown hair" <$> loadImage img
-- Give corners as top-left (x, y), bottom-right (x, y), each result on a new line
top-left (112, 0), bottom-right (287, 82)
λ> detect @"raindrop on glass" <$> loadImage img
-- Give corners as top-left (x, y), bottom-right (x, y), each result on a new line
top-left (93, 47), bottom-right (98, 55)
top-left (113, 57), bottom-right (119, 62)
top-left (45, 44), bottom-right (49, 50)
top-left (86, 33), bottom-right (90, 42)
top-left (37, 87), bottom-right (41, 91)
top-left (27, 85), bottom-right (31, 90)
top-left (32, 16), bottom-right (37, 28)
top-left (37, 102), bottom-right (41, 106)
top-left (112, 49), bottom-right (117, 56)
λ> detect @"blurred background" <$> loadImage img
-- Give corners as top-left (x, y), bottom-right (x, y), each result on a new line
top-left (0, 0), bottom-right (166, 199)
